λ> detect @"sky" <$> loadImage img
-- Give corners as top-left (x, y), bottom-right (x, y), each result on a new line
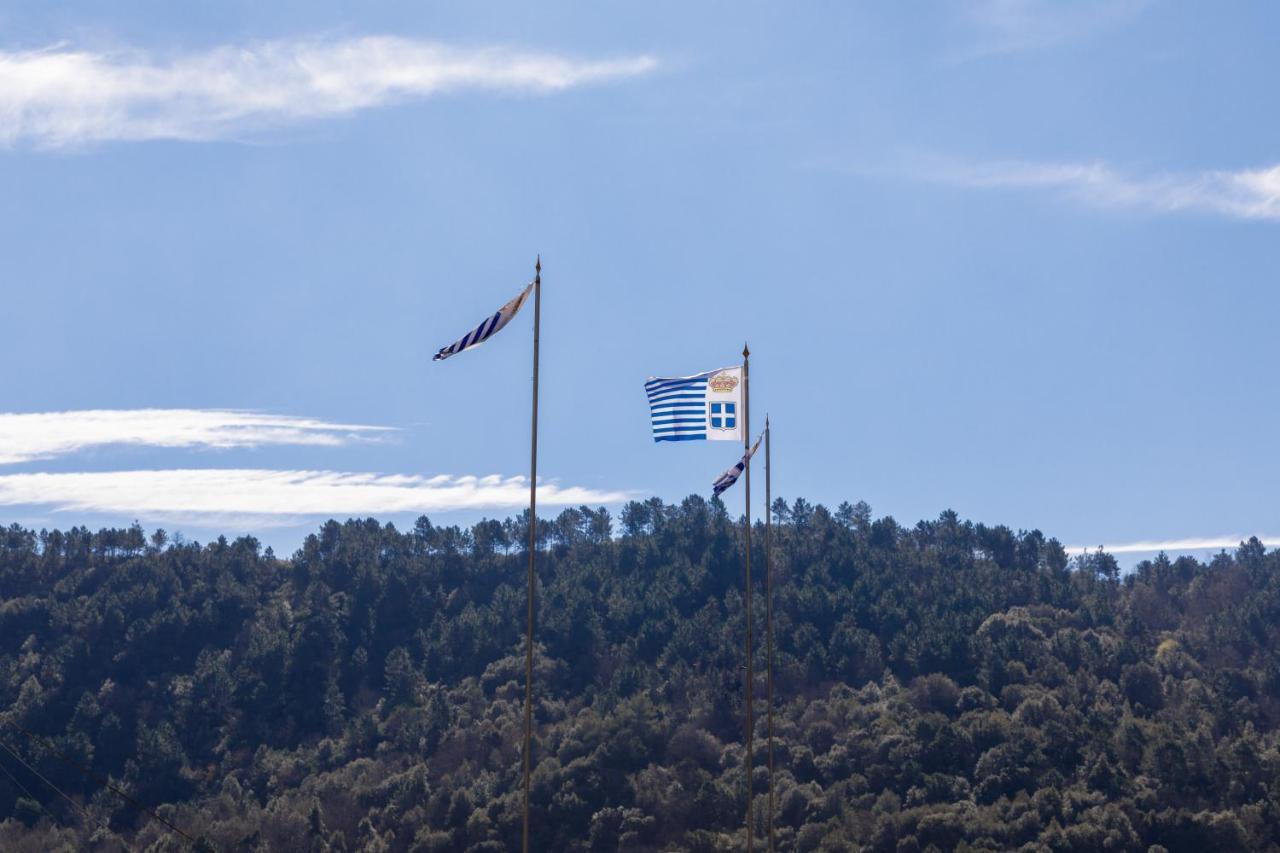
top-left (1, 1), bottom-right (1277, 563)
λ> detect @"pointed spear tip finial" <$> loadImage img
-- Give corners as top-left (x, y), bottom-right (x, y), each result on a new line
top-left (536, 254), bottom-right (541, 272)
top-left (743, 342), bottom-right (750, 358)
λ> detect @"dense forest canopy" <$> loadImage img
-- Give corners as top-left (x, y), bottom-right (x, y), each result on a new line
top-left (1, 497), bottom-right (1278, 852)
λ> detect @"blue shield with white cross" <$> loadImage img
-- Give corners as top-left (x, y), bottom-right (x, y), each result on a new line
top-left (709, 401), bottom-right (737, 431)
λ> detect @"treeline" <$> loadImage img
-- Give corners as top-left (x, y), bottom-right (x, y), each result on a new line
top-left (0, 498), bottom-right (1278, 851)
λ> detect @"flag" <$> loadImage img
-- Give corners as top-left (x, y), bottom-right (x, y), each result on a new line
top-left (433, 281), bottom-right (534, 362)
top-left (645, 366), bottom-right (743, 442)
top-left (713, 431), bottom-right (763, 497)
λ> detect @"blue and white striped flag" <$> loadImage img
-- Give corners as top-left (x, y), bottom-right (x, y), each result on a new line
top-left (712, 431), bottom-right (763, 497)
top-left (433, 282), bottom-right (534, 362)
top-left (645, 366), bottom-right (743, 442)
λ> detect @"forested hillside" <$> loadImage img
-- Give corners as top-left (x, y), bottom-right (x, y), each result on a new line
top-left (1, 498), bottom-right (1279, 852)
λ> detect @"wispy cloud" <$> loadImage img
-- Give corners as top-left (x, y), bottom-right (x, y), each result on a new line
top-left (911, 157), bottom-right (1280, 221)
top-left (0, 469), bottom-right (631, 526)
top-left (0, 409), bottom-right (392, 465)
top-left (0, 36), bottom-right (659, 147)
top-left (1067, 536), bottom-right (1280, 555)
top-left (957, 0), bottom-right (1151, 58)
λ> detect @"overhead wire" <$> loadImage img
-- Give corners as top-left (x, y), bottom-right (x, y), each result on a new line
top-left (0, 749), bottom-right (54, 821)
top-left (1, 721), bottom-right (196, 848)
top-left (0, 736), bottom-right (114, 838)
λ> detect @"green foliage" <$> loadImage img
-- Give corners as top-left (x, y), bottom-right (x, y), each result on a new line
top-left (0, 510), bottom-right (1278, 851)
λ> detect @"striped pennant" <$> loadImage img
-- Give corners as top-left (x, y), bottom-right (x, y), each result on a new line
top-left (433, 282), bottom-right (534, 362)
top-left (712, 431), bottom-right (763, 497)
top-left (645, 369), bottom-right (716, 442)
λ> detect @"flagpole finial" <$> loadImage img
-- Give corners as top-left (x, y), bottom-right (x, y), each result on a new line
top-left (743, 343), bottom-right (750, 359)
top-left (536, 255), bottom-right (541, 274)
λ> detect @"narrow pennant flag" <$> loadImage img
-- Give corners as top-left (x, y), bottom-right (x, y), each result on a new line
top-left (713, 431), bottom-right (763, 497)
top-left (433, 281), bottom-right (534, 362)
top-left (645, 366), bottom-right (743, 442)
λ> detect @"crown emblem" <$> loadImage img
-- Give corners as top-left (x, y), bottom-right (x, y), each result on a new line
top-left (708, 372), bottom-right (739, 394)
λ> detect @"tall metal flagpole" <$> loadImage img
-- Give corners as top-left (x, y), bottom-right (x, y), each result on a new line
top-left (764, 417), bottom-right (776, 853)
top-left (742, 343), bottom-right (754, 852)
top-left (522, 257), bottom-right (541, 853)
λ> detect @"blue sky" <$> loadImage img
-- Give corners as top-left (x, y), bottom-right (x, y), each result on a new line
top-left (1, 1), bottom-right (1277, 562)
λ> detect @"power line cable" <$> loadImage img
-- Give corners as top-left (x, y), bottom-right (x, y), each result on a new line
top-left (0, 737), bottom-right (113, 837)
top-left (1, 722), bottom-right (196, 848)
top-left (0, 749), bottom-right (55, 822)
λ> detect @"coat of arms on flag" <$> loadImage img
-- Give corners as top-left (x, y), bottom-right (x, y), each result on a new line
top-left (645, 366), bottom-right (743, 442)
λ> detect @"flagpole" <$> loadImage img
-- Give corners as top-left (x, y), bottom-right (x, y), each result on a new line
top-left (741, 343), bottom-right (754, 852)
top-left (522, 256), bottom-right (541, 853)
top-left (764, 417), bottom-right (776, 853)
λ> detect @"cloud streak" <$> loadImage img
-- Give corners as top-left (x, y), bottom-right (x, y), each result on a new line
top-left (0, 468), bottom-right (631, 526)
top-left (0, 36), bottom-right (659, 147)
top-left (957, 0), bottom-right (1151, 58)
top-left (0, 409), bottom-right (392, 465)
top-left (1067, 536), bottom-right (1280, 555)
top-left (915, 158), bottom-right (1280, 221)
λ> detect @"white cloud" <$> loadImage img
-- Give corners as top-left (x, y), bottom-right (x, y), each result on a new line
top-left (1067, 536), bottom-right (1280, 555)
top-left (957, 0), bottom-right (1151, 57)
top-left (916, 158), bottom-right (1280, 221)
top-left (0, 36), bottom-right (659, 147)
top-left (0, 468), bottom-right (631, 526)
top-left (0, 409), bottom-right (392, 465)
